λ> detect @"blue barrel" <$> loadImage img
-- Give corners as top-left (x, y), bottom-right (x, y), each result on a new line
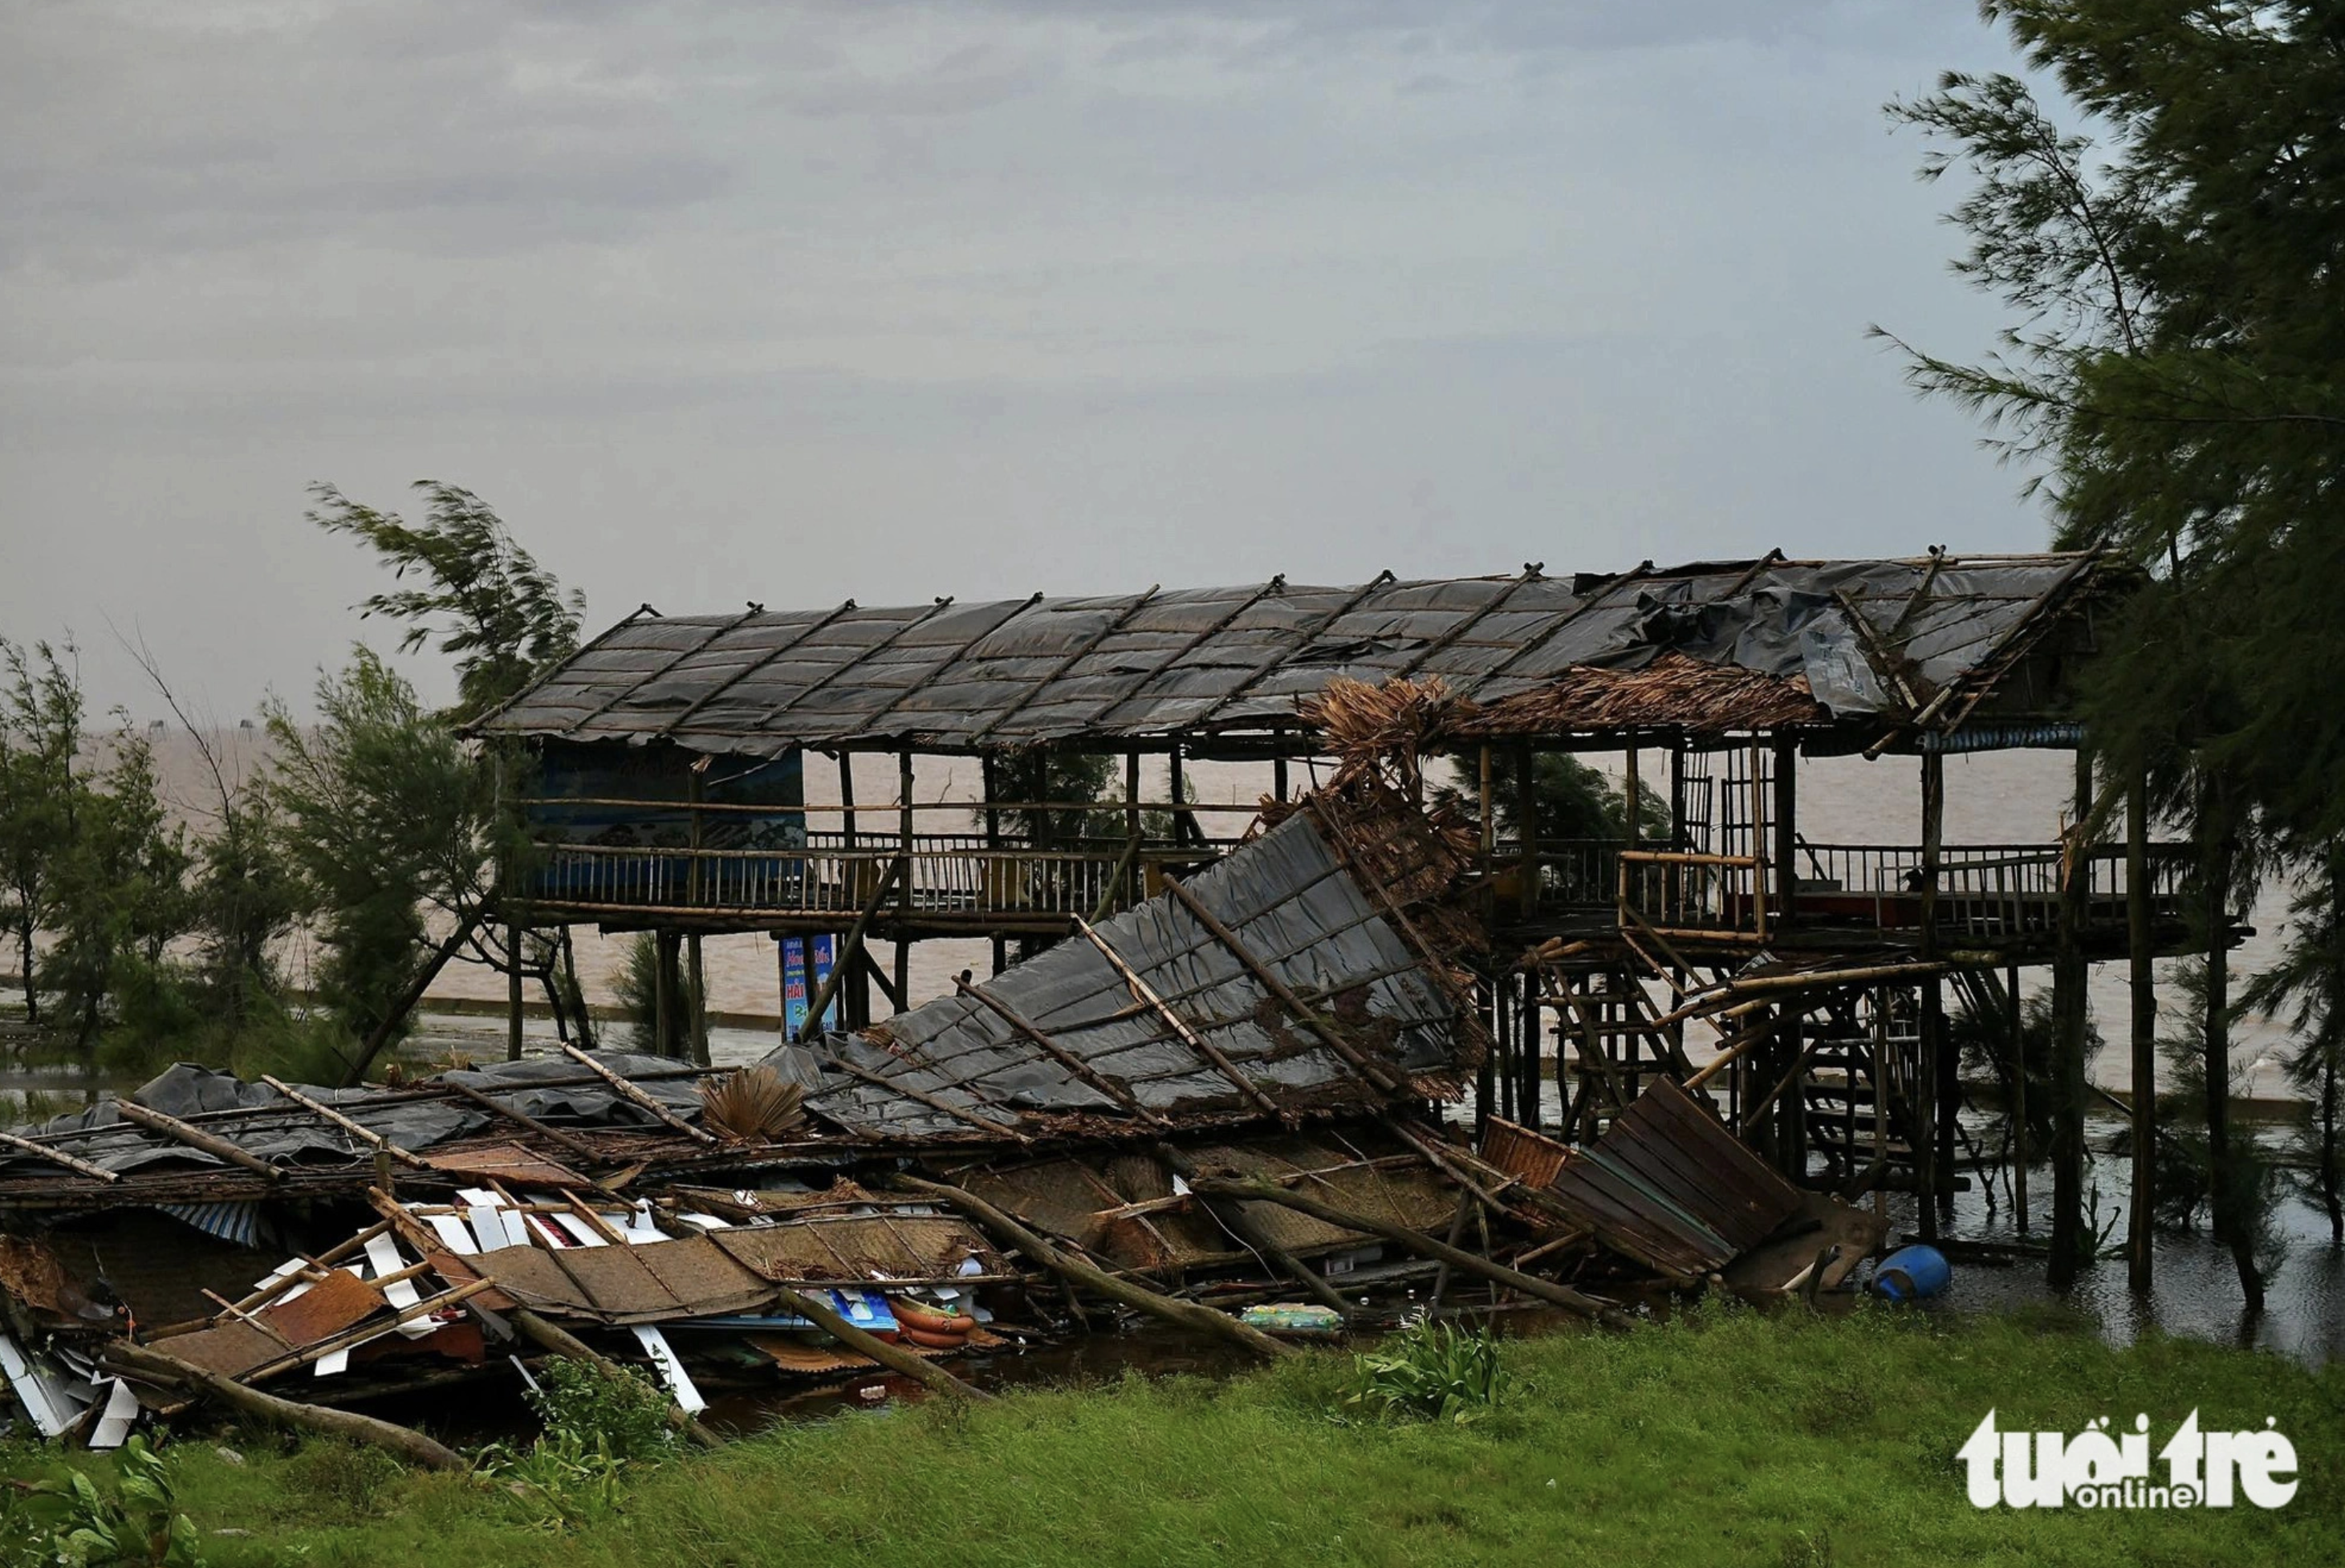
top-left (1872, 1245), bottom-right (1952, 1302)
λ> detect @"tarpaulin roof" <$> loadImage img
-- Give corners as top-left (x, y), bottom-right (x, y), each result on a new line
top-left (471, 551), bottom-right (2124, 754)
top-left (793, 798), bottom-right (1484, 1143)
top-left (0, 786), bottom-right (1484, 1200)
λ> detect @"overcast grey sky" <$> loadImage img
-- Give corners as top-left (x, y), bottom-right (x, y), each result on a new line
top-left (2, 2), bottom-right (2031, 716)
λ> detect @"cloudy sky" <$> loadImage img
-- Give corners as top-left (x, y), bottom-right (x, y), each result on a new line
top-left (2, 2), bottom-right (2034, 716)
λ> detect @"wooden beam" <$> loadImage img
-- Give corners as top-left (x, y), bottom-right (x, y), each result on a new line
top-left (0, 1130), bottom-right (119, 1184)
top-left (1186, 1177), bottom-right (1632, 1329)
top-left (953, 976), bottom-right (1168, 1127)
top-left (261, 1078), bottom-right (433, 1171)
top-left (888, 1174), bottom-right (1294, 1361)
top-left (559, 1044), bottom-right (717, 1144)
top-left (1073, 915), bottom-right (1281, 1117)
top-left (1160, 875), bottom-right (1407, 1094)
top-left (112, 1099), bottom-right (278, 1179)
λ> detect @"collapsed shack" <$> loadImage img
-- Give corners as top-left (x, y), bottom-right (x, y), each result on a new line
top-left (0, 778), bottom-right (1877, 1456)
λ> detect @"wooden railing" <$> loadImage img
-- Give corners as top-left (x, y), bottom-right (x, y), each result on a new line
top-left (525, 833), bottom-right (1238, 922)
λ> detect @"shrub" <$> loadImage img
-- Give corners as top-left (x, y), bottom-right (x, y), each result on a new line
top-left (526, 1357), bottom-right (676, 1461)
top-left (1338, 1317), bottom-right (1509, 1426)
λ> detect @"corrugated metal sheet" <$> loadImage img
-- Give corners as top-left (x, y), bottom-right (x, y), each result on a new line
top-left (1541, 1078), bottom-right (1803, 1282)
top-left (471, 554), bottom-right (2123, 752)
top-left (796, 794), bottom-right (1481, 1143)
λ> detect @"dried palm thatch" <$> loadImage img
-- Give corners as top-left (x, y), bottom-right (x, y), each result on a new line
top-left (1451, 654), bottom-right (1824, 737)
top-left (698, 1066), bottom-right (807, 1143)
top-left (1297, 676), bottom-right (1477, 795)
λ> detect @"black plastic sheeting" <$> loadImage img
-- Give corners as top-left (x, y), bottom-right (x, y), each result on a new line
top-left (0, 1053), bottom-right (709, 1180)
top-left (473, 554), bottom-right (2109, 754)
top-left (790, 810), bottom-right (1468, 1141)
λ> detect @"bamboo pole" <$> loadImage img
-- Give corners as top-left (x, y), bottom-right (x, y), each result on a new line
top-left (437, 1080), bottom-right (608, 1166)
top-left (770, 1284), bottom-right (993, 1402)
top-left (0, 1130), bottom-right (119, 1184)
top-left (953, 976), bottom-right (1166, 1127)
top-left (104, 1341), bottom-right (466, 1471)
top-left (559, 1045), bottom-right (717, 1144)
top-left (1073, 916), bottom-right (1282, 1116)
top-left (1160, 875), bottom-right (1406, 1093)
top-left (112, 1099), bottom-right (278, 1179)
top-left (1187, 1177), bottom-right (1632, 1330)
top-left (888, 1175), bottom-right (1295, 1360)
top-left (2127, 773), bottom-right (2155, 1294)
top-left (261, 1078), bottom-right (433, 1171)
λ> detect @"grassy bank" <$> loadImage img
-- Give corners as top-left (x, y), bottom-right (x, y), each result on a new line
top-left (4, 1303), bottom-right (2335, 1566)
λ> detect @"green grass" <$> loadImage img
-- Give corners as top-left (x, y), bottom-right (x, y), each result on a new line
top-left (6, 1302), bottom-right (2337, 1566)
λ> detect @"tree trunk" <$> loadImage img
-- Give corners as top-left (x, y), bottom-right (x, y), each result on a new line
top-left (14, 915), bottom-right (38, 1026)
top-left (2200, 814), bottom-right (2263, 1313)
top-left (2322, 1054), bottom-right (2343, 1245)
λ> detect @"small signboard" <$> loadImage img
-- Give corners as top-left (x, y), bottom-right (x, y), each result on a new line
top-left (782, 934), bottom-right (841, 1036)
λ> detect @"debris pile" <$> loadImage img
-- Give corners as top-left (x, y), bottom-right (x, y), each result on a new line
top-left (0, 777), bottom-right (1888, 1456)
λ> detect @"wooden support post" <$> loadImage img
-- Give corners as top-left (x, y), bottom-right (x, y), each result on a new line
top-left (1624, 733), bottom-right (1640, 850)
top-left (506, 919), bottom-right (526, 1063)
top-left (652, 930), bottom-right (676, 1058)
top-left (1155, 1143), bottom-right (1354, 1319)
top-left (1188, 1177), bottom-right (1632, 1329)
top-left (839, 753), bottom-right (870, 1025)
top-left (982, 752), bottom-right (1006, 977)
top-left (1168, 743), bottom-right (1193, 845)
top-left (1516, 743), bottom-right (1540, 916)
top-left (896, 748), bottom-right (914, 1013)
top-left (1274, 750), bottom-right (1289, 804)
top-left (2127, 773), bottom-right (2155, 1293)
top-left (890, 1174), bottom-right (1296, 1360)
top-left (1872, 985), bottom-right (1890, 1221)
top-left (1520, 969), bottom-right (1542, 1131)
top-left (2048, 748), bottom-right (2091, 1290)
top-left (1772, 733), bottom-right (1797, 923)
top-left (2009, 961), bottom-right (2028, 1233)
top-left (1917, 751), bottom-right (1945, 1239)
top-left (686, 932), bottom-right (711, 1068)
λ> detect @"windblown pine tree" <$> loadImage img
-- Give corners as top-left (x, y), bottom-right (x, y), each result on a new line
top-left (1891, 2), bottom-right (2345, 1306)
